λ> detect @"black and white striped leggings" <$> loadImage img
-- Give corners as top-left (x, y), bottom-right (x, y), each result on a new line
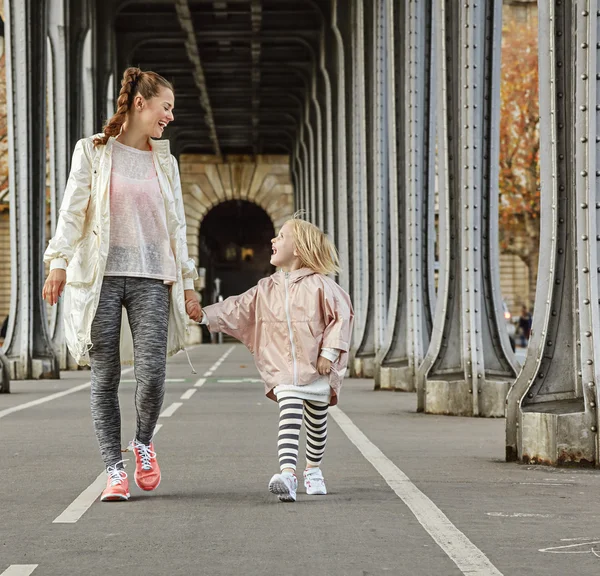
top-left (277, 397), bottom-right (328, 472)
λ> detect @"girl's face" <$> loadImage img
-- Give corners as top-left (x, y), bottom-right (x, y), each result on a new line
top-left (271, 222), bottom-right (299, 270)
top-left (134, 86), bottom-right (175, 139)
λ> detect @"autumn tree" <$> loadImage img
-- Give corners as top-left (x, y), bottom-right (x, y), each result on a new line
top-left (499, 16), bottom-right (540, 307)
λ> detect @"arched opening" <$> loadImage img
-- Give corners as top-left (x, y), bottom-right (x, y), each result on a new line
top-left (199, 200), bottom-right (275, 306)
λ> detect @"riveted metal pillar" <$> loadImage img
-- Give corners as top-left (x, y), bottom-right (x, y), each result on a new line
top-left (377, 0), bottom-right (436, 392)
top-left (506, 2), bottom-right (600, 465)
top-left (374, 0), bottom-right (403, 391)
top-left (4, 0), bottom-right (59, 379)
top-left (47, 0), bottom-right (79, 370)
top-left (93, 0), bottom-right (116, 133)
top-left (352, 0), bottom-right (374, 377)
top-left (329, 0), bottom-right (349, 292)
top-left (420, 0), bottom-right (517, 416)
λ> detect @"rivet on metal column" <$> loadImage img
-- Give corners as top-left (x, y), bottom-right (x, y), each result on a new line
top-left (506, 1), bottom-right (600, 466)
top-left (420, 0), bottom-right (518, 416)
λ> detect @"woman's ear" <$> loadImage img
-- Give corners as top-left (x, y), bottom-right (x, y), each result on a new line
top-left (133, 94), bottom-right (145, 112)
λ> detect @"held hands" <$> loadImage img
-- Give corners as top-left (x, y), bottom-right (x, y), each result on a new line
top-left (184, 290), bottom-right (202, 322)
top-left (317, 356), bottom-right (332, 375)
top-left (42, 269), bottom-right (67, 306)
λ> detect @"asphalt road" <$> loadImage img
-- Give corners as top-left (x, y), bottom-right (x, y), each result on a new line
top-left (1, 344), bottom-right (599, 576)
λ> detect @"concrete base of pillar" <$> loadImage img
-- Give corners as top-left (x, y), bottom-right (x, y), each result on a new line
top-left (8, 355), bottom-right (59, 380)
top-left (31, 356), bottom-right (60, 379)
top-left (353, 356), bottom-right (376, 379)
top-left (425, 378), bottom-right (510, 417)
top-left (377, 365), bottom-right (415, 392)
top-left (520, 399), bottom-right (595, 466)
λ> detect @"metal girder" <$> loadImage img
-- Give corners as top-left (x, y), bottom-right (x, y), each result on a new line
top-left (251, 0), bottom-right (262, 154)
top-left (328, 0), bottom-right (348, 292)
top-left (174, 0), bottom-right (221, 156)
top-left (420, 0), bottom-right (518, 417)
top-left (378, 0), bottom-right (435, 392)
top-left (350, 0), bottom-right (371, 375)
top-left (506, 2), bottom-right (600, 466)
top-left (3, 0), bottom-right (59, 380)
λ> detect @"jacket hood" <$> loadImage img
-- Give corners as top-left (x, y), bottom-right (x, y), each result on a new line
top-left (272, 267), bottom-right (316, 285)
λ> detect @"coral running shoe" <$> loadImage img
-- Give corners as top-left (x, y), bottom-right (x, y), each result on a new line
top-left (101, 461), bottom-right (130, 502)
top-left (131, 440), bottom-right (161, 491)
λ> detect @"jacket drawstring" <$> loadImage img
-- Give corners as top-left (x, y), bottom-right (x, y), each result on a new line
top-left (184, 348), bottom-right (197, 374)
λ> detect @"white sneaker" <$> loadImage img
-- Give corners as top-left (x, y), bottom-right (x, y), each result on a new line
top-left (268, 472), bottom-right (298, 502)
top-left (304, 468), bottom-right (327, 495)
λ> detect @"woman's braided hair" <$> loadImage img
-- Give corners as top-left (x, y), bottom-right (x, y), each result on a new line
top-left (93, 67), bottom-right (174, 147)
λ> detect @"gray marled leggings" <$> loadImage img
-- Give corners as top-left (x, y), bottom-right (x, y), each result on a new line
top-left (89, 276), bottom-right (170, 470)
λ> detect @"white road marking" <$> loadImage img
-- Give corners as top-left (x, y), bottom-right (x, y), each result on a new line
top-left (122, 378), bottom-right (186, 383)
top-left (217, 378), bottom-right (262, 383)
top-left (0, 368), bottom-right (134, 421)
top-left (540, 538), bottom-right (600, 554)
top-left (180, 389), bottom-right (197, 400)
top-left (1, 566), bottom-right (38, 576)
top-left (204, 371), bottom-right (214, 377)
top-left (159, 402), bottom-right (183, 418)
top-left (194, 378), bottom-right (206, 387)
top-left (53, 424), bottom-right (163, 524)
top-left (0, 345), bottom-right (206, 421)
top-left (487, 512), bottom-right (553, 518)
top-left (330, 406), bottom-right (503, 576)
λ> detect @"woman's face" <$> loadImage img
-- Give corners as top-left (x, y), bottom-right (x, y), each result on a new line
top-left (136, 86), bottom-right (175, 139)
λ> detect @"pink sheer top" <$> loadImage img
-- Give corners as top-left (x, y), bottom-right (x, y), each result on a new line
top-left (104, 140), bottom-right (177, 283)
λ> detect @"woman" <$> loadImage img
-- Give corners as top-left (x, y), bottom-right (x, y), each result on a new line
top-left (42, 67), bottom-right (202, 502)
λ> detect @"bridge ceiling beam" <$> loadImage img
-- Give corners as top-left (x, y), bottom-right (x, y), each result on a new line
top-left (114, 0), bottom-right (327, 155)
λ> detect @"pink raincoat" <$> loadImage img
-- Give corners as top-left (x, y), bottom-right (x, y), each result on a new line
top-left (203, 268), bottom-right (354, 405)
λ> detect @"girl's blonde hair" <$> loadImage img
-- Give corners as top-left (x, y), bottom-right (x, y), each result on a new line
top-left (286, 212), bottom-right (341, 275)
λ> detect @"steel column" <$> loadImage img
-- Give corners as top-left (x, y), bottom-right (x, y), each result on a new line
top-left (420, 0), bottom-right (517, 416)
top-left (3, 0), bottom-right (59, 379)
top-left (506, 1), bottom-right (600, 465)
top-left (329, 0), bottom-right (349, 292)
top-left (352, 0), bottom-right (375, 377)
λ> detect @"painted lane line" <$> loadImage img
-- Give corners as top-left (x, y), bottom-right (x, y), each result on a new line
top-left (122, 378), bottom-right (185, 383)
top-left (1, 567), bottom-right (38, 576)
top-left (204, 371), bottom-right (214, 377)
top-left (160, 402), bottom-right (183, 418)
top-left (53, 424), bottom-right (163, 524)
top-left (330, 406), bottom-right (503, 576)
top-left (194, 378), bottom-right (206, 388)
top-left (0, 344), bottom-right (205, 421)
top-left (0, 367), bottom-right (134, 421)
top-left (180, 389), bottom-right (197, 400)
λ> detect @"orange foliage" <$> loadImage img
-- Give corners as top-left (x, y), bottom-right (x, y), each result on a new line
top-left (499, 17), bottom-right (539, 302)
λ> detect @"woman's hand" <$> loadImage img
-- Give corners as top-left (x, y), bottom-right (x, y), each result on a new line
top-left (317, 356), bottom-right (332, 375)
top-left (42, 269), bottom-right (67, 306)
top-left (184, 289), bottom-right (202, 321)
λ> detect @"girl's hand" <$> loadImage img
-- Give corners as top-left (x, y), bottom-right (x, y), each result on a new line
top-left (317, 356), bottom-right (332, 375)
top-left (184, 289), bottom-right (202, 321)
top-left (42, 269), bottom-right (67, 306)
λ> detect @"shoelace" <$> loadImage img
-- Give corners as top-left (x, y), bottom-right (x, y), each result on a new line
top-left (106, 460), bottom-right (128, 486)
top-left (133, 441), bottom-right (156, 470)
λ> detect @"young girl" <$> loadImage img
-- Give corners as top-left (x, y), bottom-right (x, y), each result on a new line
top-left (194, 216), bottom-right (353, 502)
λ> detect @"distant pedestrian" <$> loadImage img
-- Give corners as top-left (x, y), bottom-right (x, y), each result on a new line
top-left (518, 305), bottom-right (532, 347)
top-left (195, 215), bottom-right (354, 502)
top-left (43, 67), bottom-right (201, 502)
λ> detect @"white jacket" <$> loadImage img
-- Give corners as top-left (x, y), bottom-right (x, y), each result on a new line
top-left (44, 135), bottom-right (198, 366)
